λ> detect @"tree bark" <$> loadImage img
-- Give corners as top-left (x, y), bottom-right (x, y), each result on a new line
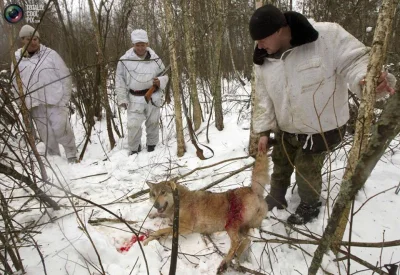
top-left (163, 0), bottom-right (186, 157)
top-left (211, 0), bottom-right (225, 131)
top-left (248, 0), bottom-right (265, 156)
top-left (308, 88), bottom-right (400, 274)
top-left (309, 1), bottom-right (398, 273)
top-left (248, 66), bottom-right (260, 156)
top-left (183, 0), bottom-right (202, 131)
top-left (331, 0), bottom-right (398, 254)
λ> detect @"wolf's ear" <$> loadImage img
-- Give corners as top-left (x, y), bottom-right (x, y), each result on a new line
top-left (166, 180), bottom-right (177, 190)
top-left (146, 181), bottom-right (155, 189)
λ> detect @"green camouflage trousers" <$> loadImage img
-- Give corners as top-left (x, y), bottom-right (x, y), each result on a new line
top-left (270, 132), bottom-right (327, 205)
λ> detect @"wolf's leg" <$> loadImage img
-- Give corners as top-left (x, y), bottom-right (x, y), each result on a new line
top-left (143, 225), bottom-right (193, 245)
top-left (148, 212), bottom-right (167, 219)
top-left (217, 228), bottom-right (241, 274)
top-left (236, 227), bottom-right (251, 263)
top-left (235, 238), bottom-right (251, 263)
top-left (143, 227), bottom-right (173, 245)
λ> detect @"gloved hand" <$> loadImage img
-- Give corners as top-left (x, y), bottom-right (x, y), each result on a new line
top-left (253, 45), bottom-right (269, 65)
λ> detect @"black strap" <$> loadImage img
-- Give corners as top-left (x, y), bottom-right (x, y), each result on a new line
top-left (129, 89), bottom-right (148, 96)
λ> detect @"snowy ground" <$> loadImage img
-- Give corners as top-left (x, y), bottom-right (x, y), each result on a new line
top-left (1, 81), bottom-right (400, 275)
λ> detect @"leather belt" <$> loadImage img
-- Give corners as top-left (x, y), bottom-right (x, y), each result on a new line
top-left (282, 125), bottom-right (346, 142)
top-left (129, 89), bottom-right (152, 96)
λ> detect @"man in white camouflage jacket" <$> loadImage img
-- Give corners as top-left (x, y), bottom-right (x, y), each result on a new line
top-left (249, 4), bottom-right (396, 225)
top-left (115, 29), bottom-right (168, 155)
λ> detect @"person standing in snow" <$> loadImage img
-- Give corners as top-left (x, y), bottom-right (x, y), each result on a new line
top-left (11, 25), bottom-right (78, 163)
top-left (115, 29), bottom-right (168, 155)
top-left (249, 5), bottom-right (396, 225)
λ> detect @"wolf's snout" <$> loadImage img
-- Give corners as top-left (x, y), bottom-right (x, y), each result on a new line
top-left (153, 201), bottom-right (168, 213)
top-left (153, 201), bottom-right (161, 209)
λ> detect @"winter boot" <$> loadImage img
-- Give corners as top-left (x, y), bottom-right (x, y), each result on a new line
top-left (67, 157), bottom-right (77, 164)
top-left (265, 188), bottom-right (288, 210)
top-left (147, 145), bottom-right (156, 152)
top-left (129, 145), bottom-right (141, 155)
top-left (287, 201), bottom-right (322, 225)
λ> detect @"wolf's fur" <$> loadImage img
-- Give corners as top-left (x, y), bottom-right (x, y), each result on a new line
top-left (144, 153), bottom-right (270, 273)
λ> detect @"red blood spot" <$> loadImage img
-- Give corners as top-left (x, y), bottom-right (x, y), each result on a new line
top-left (225, 192), bottom-right (243, 229)
top-left (117, 232), bottom-right (149, 252)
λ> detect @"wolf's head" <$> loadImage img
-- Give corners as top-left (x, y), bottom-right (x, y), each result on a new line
top-left (146, 180), bottom-right (175, 214)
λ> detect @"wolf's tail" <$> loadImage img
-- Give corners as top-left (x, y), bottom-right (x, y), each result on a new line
top-left (250, 152), bottom-right (270, 196)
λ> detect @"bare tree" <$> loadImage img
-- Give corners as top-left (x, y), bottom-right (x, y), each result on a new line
top-left (87, 0), bottom-right (116, 149)
top-left (210, 0), bottom-right (225, 131)
top-left (163, 0), bottom-right (186, 157)
top-left (330, 0), bottom-right (398, 255)
top-left (309, 0), bottom-right (398, 273)
top-left (183, 0), bottom-right (203, 131)
top-left (248, 0), bottom-right (265, 156)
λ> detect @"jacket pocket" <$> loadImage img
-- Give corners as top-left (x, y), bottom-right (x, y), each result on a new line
top-left (297, 57), bottom-right (325, 94)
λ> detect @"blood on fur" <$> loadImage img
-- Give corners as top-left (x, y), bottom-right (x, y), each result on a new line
top-left (225, 192), bottom-right (244, 229)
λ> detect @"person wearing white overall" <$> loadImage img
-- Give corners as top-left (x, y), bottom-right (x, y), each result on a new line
top-left (12, 25), bottom-right (77, 163)
top-left (115, 29), bottom-right (168, 155)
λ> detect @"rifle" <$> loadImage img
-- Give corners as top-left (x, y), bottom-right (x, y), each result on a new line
top-left (144, 64), bottom-right (171, 104)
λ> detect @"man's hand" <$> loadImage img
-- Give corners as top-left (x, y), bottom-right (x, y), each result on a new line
top-left (258, 136), bottom-right (269, 153)
top-left (360, 72), bottom-right (396, 95)
top-left (153, 78), bottom-right (160, 88)
top-left (119, 103), bottom-right (127, 110)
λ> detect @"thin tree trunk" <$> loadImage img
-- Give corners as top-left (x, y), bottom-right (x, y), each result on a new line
top-left (309, 1), bottom-right (398, 273)
top-left (331, 0), bottom-right (398, 255)
top-left (211, 0), bottom-right (225, 131)
top-left (183, 0), bottom-right (202, 131)
top-left (87, 0), bottom-right (116, 149)
top-left (163, 0), bottom-right (186, 157)
top-left (248, 0), bottom-right (265, 156)
top-left (308, 85), bottom-right (400, 275)
top-left (248, 66), bottom-right (260, 156)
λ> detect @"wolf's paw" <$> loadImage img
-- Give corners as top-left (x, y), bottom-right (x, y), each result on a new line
top-left (142, 238), bottom-right (151, 246)
top-left (216, 260), bottom-right (228, 274)
top-left (148, 213), bottom-right (158, 219)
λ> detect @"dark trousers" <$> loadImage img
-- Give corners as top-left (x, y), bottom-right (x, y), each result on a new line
top-left (270, 126), bottom-right (345, 204)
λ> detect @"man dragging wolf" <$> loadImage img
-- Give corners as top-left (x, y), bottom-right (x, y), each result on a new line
top-left (249, 5), bottom-right (396, 225)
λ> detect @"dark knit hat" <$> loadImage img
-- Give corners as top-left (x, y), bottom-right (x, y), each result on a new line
top-left (249, 4), bottom-right (287, 40)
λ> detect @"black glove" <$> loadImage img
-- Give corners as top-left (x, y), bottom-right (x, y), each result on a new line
top-left (253, 45), bottom-right (268, 65)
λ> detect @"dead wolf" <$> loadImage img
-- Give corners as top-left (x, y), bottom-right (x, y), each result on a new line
top-left (143, 153), bottom-right (270, 273)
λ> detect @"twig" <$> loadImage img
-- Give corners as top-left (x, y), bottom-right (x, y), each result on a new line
top-left (354, 186), bottom-right (397, 215)
top-left (336, 249), bottom-right (389, 275)
top-left (127, 156), bottom-right (253, 200)
top-left (200, 162), bottom-right (253, 190)
top-left (176, 155), bottom-right (252, 181)
top-left (231, 263), bottom-right (269, 275)
top-left (395, 182), bottom-right (400, 195)
top-left (88, 218), bottom-right (138, 225)
top-left (202, 234), bottom-right (224, 257)
top-left (256, 228), bottom-right (400, 248)
top-left (70, 172), bottom-right (108, 181)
